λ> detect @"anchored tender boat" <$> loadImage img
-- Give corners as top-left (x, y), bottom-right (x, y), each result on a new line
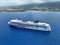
top-left (8, 19), bottom-right (51, 31)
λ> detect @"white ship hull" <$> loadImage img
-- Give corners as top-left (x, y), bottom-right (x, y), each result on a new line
top-left (8, 19), bottom-right (51, 31)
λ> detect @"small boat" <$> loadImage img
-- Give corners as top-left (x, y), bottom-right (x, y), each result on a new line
top-left (8, 19), bottom-right (51, 31)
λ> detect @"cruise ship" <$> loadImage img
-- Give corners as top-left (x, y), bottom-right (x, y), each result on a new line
top-left (8, 19), bottom-right (51, 31)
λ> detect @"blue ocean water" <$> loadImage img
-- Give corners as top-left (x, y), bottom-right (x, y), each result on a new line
top-left (0, 11), bottom-right (60, 45)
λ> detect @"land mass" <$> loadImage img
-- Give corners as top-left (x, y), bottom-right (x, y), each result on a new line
top-left (0, 1), bottom-right (60, 12)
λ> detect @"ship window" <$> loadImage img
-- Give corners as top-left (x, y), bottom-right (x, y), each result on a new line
top-left (27, 24), bottom-right (47, 29)
top-left (39, 26), bottom-right (47, 29)
top-left (26, 24), bottom-right (34, 27)
top-left (11, 22), bottom-right (19, 24)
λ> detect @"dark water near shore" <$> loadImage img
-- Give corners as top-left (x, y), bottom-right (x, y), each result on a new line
top-left (0, 11), bottom-right (60, 45)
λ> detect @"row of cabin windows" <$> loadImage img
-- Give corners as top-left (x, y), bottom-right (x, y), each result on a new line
top-left (11, 22), bottom-right (47, 29)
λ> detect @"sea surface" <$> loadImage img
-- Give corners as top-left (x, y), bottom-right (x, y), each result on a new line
top-left (0, 11), bottom-right (60, 45)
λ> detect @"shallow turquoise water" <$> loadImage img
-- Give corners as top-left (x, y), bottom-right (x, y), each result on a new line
top-left (0, 11), bottom-right (60, 45)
